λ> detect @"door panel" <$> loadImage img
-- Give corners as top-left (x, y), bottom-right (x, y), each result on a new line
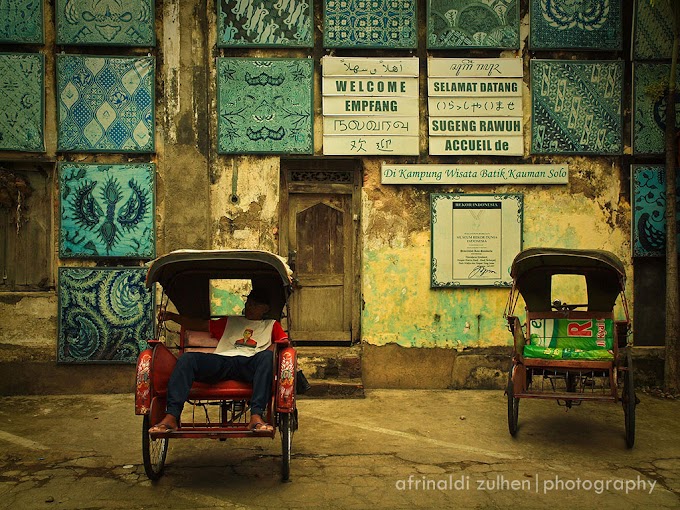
top-left (288, 193), bottom-right (353, 342)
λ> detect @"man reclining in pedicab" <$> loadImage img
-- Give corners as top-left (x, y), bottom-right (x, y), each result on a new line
top-left (149, 287), bottom-right (287, 434)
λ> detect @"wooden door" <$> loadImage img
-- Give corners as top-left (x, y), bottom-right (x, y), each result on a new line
top-left (280, 163), bottom-right (360, 343)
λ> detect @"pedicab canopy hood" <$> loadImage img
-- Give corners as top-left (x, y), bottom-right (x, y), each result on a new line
top-left (510, 248), bottom-right (626, 313)
top-left (146, 249), bottom-right (293, 320)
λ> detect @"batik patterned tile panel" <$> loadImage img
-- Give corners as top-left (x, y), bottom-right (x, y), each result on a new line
top-left (217, 58), bottom-right (313, 154)
top-left (632, 165), bottom-right (680, 257)
top-left (324, 0), bottom-right (417, 49)
top-left (217, 0), bottom-right (312, 47)
top-left (0, 0), bottom-right (43, 43)
top-left (633, 0), bottom-right (673, 60)
top-left (59, 163), bottom-right (155, 259)
top-left (531, 60), bottom-right (623, 155)
top-left (0, 53), bottom-right (44, 152)
top-left (530, 0), bottom-right (621, 50)
top-left (57, 55), bottom-right (155, 153)
top-left (633, 62), bottom-right (680, 155)
top-left (428, 0), bottom-right (519, 49)
top-left (58, 267), bottom-right (154, 363)
top-left (56, 0), bottom-right (155, 46)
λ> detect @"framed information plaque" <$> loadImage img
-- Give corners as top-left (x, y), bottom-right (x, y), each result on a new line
top-left (431, 193), bottom-right (523, 287)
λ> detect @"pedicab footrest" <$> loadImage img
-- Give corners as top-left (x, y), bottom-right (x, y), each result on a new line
top-left (153, 379), bottom-right (254, 400)
top-left (151, 425), bottom-right (275, 440)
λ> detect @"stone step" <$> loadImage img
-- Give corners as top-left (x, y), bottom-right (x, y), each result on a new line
top-left (300, 378), bottom-right (365, 399)
top-left (294, 345), bottom-right (364, 398)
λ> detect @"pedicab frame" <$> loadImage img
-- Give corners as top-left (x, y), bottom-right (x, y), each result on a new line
top-left (134, 249), bottom-right (298, 480)
top-left (504, 248), bottom-right (636, 447)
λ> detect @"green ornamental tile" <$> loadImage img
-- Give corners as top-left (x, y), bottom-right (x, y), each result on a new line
top-left (217, 58), bottom-right (313, 154)
top-left (0, 0), bottom-right (43, 43)
top-left (217, 0), bottom-right (312, 47)
top-left (632, 165), bottom-right (680, 257)
top-left (530, 0), bottom-right (621, 50)
top-left (59, 163), bottom-right (155, 259)
top-left (324, 0), bottom-right (417, 49)
top-left (531, 60), bottom-right (623, 155)
top-left (56, 0), bottom-right (155, 46)
top-left (633, 0), bottom-right (674, 60)
top-left (0, 53), bottom-right (44, 152)
top-left (57, 55), bottom-right (155, 153)
top-left (633, 62), bottom-right (680, 155)
top-left (58, 267), bottom-right (154, 363)
top-left (428, 0), bottom-right (519, 49)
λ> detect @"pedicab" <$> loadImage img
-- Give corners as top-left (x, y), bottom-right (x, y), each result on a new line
top-left (134, 249), bottom-right (299, 480)
top-left (504, 248), bottom-right (637, 447)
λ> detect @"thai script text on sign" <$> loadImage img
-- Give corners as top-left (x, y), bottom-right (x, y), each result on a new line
top-left (382, 164), bottom-right (569, 185)
top-left (322, 56), bottom-right (419, 156)
top-left (428, 58), bottom-right (524, 156)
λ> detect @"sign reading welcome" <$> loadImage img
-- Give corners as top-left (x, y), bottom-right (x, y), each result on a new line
top-left (322, 56), bottom-right (420, 156)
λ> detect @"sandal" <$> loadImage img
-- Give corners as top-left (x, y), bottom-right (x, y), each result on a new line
top-left (149, 422), bottom-right (177, 433)
top-left (249, 421), bottom-right (274, 433)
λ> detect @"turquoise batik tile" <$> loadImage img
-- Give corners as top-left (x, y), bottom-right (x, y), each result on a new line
top-left (0, 53), bottom-right (44, 152)
top-left (217, 58), bottom-right (313, 154)
top-left (0, 0), bottom-right (43, 43)
top-left (56, 0), bottom-right (155, 46)
top-left (632, 165), bottom-right (680, 257)
top-left (428, 0), bottom-right (519, 49)
top-left (632, 62), bottom-right (680, 155)
top-left (57, 55), bottom-right (155, 153)
top-left (59, 163), bottom-right (155, 259)
top-left (530, 0), bottom-right (622, 50)
top-left (58, 267), bottom-right (154, 363)
top-left (217, 0), bottom-right (313, 47)
top-left (324, 0), bottom-right (417, 49)
top-left (633, 0), bottom-right (674, 60)
top-left (531, 60), bottom-right (623, 155)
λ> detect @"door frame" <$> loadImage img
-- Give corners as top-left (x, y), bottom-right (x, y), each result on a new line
top-left (279, 158), bottom-right (362, 344)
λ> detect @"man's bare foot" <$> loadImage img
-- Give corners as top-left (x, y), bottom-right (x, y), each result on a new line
top-left (149, 414), bottom-right (178, 433)
top-left (248, 414), bottom-right (274, 433)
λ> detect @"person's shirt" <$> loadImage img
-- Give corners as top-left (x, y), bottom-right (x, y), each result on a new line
top-left (209, 317), bottom-right (287, 357)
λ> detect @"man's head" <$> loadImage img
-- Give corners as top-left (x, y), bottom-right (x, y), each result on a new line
top-left (244, 288), bottom-right (270, 320)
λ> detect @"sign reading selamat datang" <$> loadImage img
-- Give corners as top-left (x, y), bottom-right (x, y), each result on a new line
top-left (322, 56), bottom-right (420, 155)
top-left (428, 58), bottom-right (524, 156)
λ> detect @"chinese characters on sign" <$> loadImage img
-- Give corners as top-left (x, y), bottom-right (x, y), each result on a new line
top-left (322, 56), bottom-right (420, 155)
top-left (431, 193), bottom-right (523, 287)
top-left (427, 58), bottom-right (524, 156)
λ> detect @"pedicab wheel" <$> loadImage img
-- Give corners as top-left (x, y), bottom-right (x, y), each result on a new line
top-left (280, 412), bottom-right (294, 482)
top-left (142, 415), bottom-right (169, 480)
top-left (507, 366), bottom-right (520, 437)
top-left (623, 350), bottom-right (636, 449)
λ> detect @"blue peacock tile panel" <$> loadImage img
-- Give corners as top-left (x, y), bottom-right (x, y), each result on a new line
top-left (56, 0), bottom-right (155, 46)
top-left (57, 55), bottom-right (155, 153)
top-left (217, 0), bottom-right (312, 47)
top-left (217, 58), bottom-right (313, 154)
top-left (0, 0), bottom-right (43, 43)
top-left (633, 0), bottom-right (673, 60)
top-left (58, 267), bottom-right (154, 363)
top-left (632, 165), bottom-right (680, 257)
top-left (531, 60), bottom-right (623, 155)
top-left (633, 62), bottom-right (680, 155)
top-left (428, 0), bottom-right (519, 49)
top-left (324, 0), bottom-right (417, 49)
top-left (59, 163), bottom-right (155, 259)
top-left (530, 0), bottom-right (621, 50)
top-left (0, 53), bottom-right (44, 152)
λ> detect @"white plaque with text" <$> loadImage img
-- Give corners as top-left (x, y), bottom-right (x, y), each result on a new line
top-left (322, 56), bottom-right (419, 77)
top-left (323, 135), bottom-right (419, 155)
top-left (428, 58), bottom-right (523, 78)
top-left (323, 77), bottom-right (419, 96)
top-left (431, 194), bottom-right (523, 287)
top-left (382, 164), bottom-right (569, 185)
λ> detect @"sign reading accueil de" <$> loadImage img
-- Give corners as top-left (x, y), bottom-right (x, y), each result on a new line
top-left (428, 58), bottom-right (524, 157)
top-left (322, 56), bottom-right (419, 156)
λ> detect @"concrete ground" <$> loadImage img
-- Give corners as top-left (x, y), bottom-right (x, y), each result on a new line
top-left (0, 390), bottom-right (678, 510)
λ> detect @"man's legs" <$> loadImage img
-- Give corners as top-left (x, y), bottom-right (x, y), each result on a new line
top-left (242, 349), bottom-right (274, 418)
top-left (150, 352), bottom-right (237, 432)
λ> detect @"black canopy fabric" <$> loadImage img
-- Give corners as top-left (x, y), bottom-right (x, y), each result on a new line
top-left (510, 248), bottom-right (626, 313)
top-left (146, 250), bottom-right (292, 320)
